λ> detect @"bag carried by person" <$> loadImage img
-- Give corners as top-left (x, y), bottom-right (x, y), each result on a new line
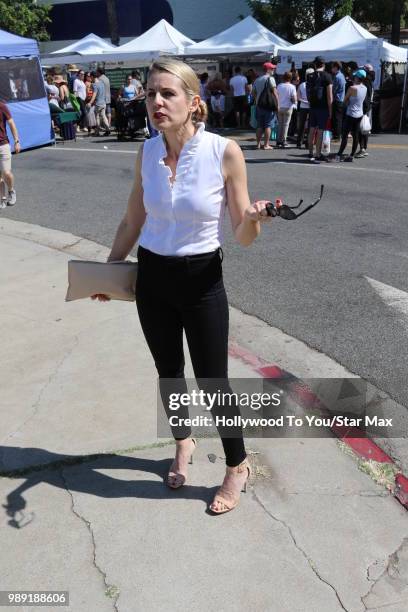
top-left (257, 78), bottom-right (277, 112)
top-left (307, 71), bottom-right (324, 106)
top-left (66, 260), bottom-right (138, 302)
top-left (360, 114), bottom-right (371, 134)
top-left (321, 129), bottom-right (331, 156)
top-left (68, 93), bottom-right (81, 113)
top-left (249, 105), bottom-right (257, 129)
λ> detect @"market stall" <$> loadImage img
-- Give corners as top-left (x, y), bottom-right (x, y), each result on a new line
top-left (186, 16), bottom-right (290, 57)
top-left (0, 28), bottom-right (53, 150)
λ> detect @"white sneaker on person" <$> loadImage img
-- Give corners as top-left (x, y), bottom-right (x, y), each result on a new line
top-left (0, 198), bottom-right (7, 209)
top-left (7, 189), bottom-right (16, 206)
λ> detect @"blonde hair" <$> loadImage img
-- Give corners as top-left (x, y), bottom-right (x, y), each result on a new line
top-left (148, 58), bottom-right (208, 124)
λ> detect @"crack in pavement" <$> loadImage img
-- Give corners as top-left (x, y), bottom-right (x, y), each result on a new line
top-left (60, 467), bottom-right (120, 612)
top-left (361, 536), bottom-right (408, 611)
top-left (0, 336), bottom-right (80, 451)
top-left (251, 484), bottom-right (350, 612)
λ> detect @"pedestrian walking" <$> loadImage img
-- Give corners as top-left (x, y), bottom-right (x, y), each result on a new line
top-left (92, 58), bottom-right (273, 515)
top-left (97, 68), bottom-right (112, 128)
top-left (88, 72), bottom-right (110, 136)
top-left (307, 56), bottom-right (333, 163)
top-left (336, 69), bottom-right (367, 162)
top-left (252, 62), bottom-right (279, 149)
top-left (276, 72), bottom-right (297, 148)
top-left (0, 100), bottom-right (20, 208)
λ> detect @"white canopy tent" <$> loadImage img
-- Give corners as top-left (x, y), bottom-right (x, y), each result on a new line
top-left (51, 33), bottom-right (117, 55)
top-left (114, 19), bottom-right (194, 57)
top-left (186, 16), bottom-right (290, 57)
top-left (276, 16), bottom-right (407, 86)
top-left (41, 20), bottom-right (194, 65)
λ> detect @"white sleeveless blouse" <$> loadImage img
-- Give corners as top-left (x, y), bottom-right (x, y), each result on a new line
top-left (139, 123), bottom-right (229, 256)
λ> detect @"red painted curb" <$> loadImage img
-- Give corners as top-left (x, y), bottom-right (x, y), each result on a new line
top-left (228, 342), bottom-right (408, 510)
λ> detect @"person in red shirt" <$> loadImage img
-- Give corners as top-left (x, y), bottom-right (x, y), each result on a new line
top-left (0, 101), bottom-right (21, 208)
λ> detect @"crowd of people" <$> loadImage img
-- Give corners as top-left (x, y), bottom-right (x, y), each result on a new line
top-left (44, 64), bottom-right (114, 137)
top-left (42, 57), bottom-right (375, 162)
top-left (198, 56), bottom-right (375, 163)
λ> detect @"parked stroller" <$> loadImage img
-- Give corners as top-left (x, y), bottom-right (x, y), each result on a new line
top-left (115, 96), bottom-right (148, 141)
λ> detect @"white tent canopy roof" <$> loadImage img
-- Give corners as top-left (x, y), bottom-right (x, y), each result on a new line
top-left (51, 33), bottom-right (116, 55)
top-left (187, 16), bottom-right (290, 56)
top-left (277, 16), bottom-right (407, 64)
top-left (115, 19), bottom-right (194, 55)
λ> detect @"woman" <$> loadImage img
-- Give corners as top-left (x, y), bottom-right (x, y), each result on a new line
top-left (119, 75), bottom-right (139, 101)
top-left (84, 72), bottom-right (96, 135)
top-left (53, 75), bottom-right (71, 109)
top-left (296, 68), bottom-right (314, 148)
top-left (356, 64), bottom-right (374, 158)
top-left (336, 69), bottom-right (367, 162)
top-left (92, 58), bottom-right (272, 515)
top-left (276, 71), bottom-right (297, 148)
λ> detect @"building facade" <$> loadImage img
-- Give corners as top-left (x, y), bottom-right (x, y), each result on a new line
top-left (38, 0), bottom-right (251, 52)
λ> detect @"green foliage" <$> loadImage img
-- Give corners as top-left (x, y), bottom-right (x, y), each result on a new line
top-left (247, 0), bottom-right (408, 40)
top-left (0, 0), bottom-right (52, 41)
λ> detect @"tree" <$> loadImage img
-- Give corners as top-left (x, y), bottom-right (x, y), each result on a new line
top-left (248, 0), bottom-right (408, 42)
top-left (105, 0), bottom-right (120, 46)
top-left (391, 0), bottom-right (404, 44)
top-left (247, 1), bottom-right (347, 40)
top-left (0, 0), bottom-right (51, 41)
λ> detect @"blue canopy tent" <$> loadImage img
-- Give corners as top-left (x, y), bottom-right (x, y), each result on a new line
top-left (0, 29), bottom-right (53, 150)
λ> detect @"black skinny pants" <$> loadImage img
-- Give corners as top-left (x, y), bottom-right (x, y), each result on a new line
top-left (135, 245), bottom-right (247, 467)
top-left (338, 115), bottom-right (362, 157)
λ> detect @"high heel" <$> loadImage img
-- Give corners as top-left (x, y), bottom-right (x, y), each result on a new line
top-left (209, 458), bottom-right (252, 515)
top-left (166, 438), bottom-right (197, 489)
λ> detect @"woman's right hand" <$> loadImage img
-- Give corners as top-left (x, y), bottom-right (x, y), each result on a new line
top-left (91, 294), bottom-right (111, 302)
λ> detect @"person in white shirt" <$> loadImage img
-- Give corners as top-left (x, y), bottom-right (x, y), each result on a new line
top-left (73, 70), bottom-right (87, 130)
top-left (229, 66), bottom-right (249, 128)
top-left (297, 67), bottom-right (314, 148)
top-left (276, 72), bottom-right (297, 148)
top-left (93, 58), bottom-right (273, 516)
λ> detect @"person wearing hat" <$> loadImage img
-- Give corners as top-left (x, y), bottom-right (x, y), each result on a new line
top-left (307, 56), bottom-right (333, 163)
top-left (356, 64), bottom-right (375, 158)
top-left (67, 64), bottom-right (80, 91)
top-left (53, 75), bottom-right (71, 109)
top-left (252, 62), bottom-right (279, 149)
top-left (335, 69), bottom-right (367, 162)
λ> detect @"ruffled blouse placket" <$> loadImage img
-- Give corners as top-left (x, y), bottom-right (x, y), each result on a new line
top-left (158, 123), bottom-right (205, 196)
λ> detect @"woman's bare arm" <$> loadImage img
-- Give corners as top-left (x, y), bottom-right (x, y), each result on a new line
top-left (223, 140), bottom-right (271, 247)
top-left (107, 145), bottom-right (146, 262)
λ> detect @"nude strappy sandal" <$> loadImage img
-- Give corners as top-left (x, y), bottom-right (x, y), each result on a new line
top-left (209, 458), bottom-right (252, 515)
top-left (166, 438), bottom-right (197, 489)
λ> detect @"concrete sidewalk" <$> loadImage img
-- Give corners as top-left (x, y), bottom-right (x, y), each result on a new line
top-left (0, 221), bottom-right (407, 612)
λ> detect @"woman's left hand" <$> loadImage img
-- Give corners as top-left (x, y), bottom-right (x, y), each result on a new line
top-left (245, 200), bottom-right (272, 223)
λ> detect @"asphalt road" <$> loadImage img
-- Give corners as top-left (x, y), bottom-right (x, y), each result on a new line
top-left (3, 131), bottom-right (408, 407)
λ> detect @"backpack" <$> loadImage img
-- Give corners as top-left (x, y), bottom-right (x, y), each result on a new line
top-left (307, 71), bottom-right (325, 106)
top-left (257, 78), bottom-right (277, 112)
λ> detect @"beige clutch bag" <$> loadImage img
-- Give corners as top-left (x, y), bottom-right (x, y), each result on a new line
top-left (66, 260), bottom-right (138, 302)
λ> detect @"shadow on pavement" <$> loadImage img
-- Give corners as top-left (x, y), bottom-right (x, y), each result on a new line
top-left (1, 446), bottom-right (216, 529)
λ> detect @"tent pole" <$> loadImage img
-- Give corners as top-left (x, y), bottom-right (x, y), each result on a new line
top-left (399, 62), bottom-right (408, 134)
